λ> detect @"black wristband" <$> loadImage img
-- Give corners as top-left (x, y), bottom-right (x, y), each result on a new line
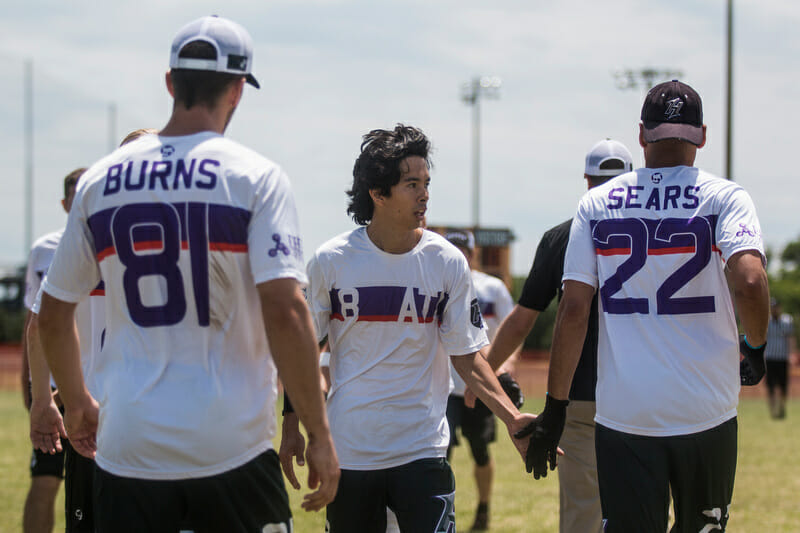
top-left (282, 389), bottom-right (294, 415)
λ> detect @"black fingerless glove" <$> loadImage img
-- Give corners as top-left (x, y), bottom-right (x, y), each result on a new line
top-left (514, 394), bottom-right (569, 479)
top-left (740, 335), bottom-right (766, 386)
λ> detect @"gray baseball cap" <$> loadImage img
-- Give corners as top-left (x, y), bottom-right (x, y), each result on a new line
top-left (170, 15), bottom-right (260, 89)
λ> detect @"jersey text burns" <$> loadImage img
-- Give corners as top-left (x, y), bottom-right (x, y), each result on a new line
top-left (103, 159), bottom-right (219, 195)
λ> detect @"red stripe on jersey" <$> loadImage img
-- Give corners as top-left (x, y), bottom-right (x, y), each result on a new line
top-left (209, 242), bottom-right (248, 253)
top-left (97, 247), bottom-right (116, 261)
top-left (133, 240), bottom-right (165, 252)
top-left (649, 246), bottom-right (695, 255)
top-left (596, 248), bottom-right (631, 256)
top-left (90, 289), bottom-right (106, 296)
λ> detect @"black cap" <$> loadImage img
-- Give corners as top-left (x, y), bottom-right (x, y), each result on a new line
top-left (640, 80), bottom-right (703, 145)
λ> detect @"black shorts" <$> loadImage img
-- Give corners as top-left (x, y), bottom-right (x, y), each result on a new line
top-left (64, 439), bottom-right (95, 533)
top-left (30, 446), bottom-right (65, 478)
top-left (596, 418), bottom-right (737, 532)
top-left (327, 458), bottom-right (455, 533)
top-left (766, 360), bottom-right (789, 392)
top-left (94, 449), bottom-right (291, 533)
top-left (446, 394), bottom-right (495, 465)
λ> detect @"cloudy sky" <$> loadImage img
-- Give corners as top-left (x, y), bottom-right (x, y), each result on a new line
top-left (1, 0), bottom-right (797, 275)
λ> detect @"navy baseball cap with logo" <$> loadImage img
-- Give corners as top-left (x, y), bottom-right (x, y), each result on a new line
top-left (641, 80), bottom-right (703, 145)
top-left (170, 15), bottom-right (260, 89)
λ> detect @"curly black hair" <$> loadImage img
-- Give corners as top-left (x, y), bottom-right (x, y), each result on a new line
top-left (346, 124), bottom-right (432, 225)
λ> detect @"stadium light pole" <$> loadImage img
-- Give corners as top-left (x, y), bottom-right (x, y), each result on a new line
top-left (461, 76), bottom-right (501, 228)
top-left (24, 59), bottom-right (33, 258)
top-left (725, 0), bottom-right (734, 180)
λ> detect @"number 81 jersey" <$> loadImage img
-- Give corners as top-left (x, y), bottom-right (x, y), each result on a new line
top-left (42, 132), bottom-right (307, 479)
top-left (563, 166), bottom-right (764, 437)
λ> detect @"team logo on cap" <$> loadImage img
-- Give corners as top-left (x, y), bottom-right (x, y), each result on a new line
top-left (664, 98), bottom-right (684, 120)
top-left (228, 55), bottom-right (248, 72)
top-left (651, 172), bottom-right (663, 184)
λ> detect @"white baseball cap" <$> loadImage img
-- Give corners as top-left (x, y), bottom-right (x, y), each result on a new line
top-left (170, 15), bottom-right (260, 89)
top-left (445, 230), bottom-right (475, 250)
top-left (584, 139), bottom-right (633, 177)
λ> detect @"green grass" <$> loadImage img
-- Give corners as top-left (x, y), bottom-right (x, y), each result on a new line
top-left (1, 391), bottom-right (799, 532)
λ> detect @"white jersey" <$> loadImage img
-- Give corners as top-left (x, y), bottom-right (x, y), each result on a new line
top-left (765, 314), bottom-right (794, 361)
top-left (25, 230), bottom-right (63, 311)
top-left (24, 231), bottom-right (63, 387)
top-left (307, 228), bottom-right (489, 469)
top-left (42, 132), bottom-right (307, 480)
top-left (450, 270), bottom-right (514, 396)
top-left (563, 166), bottom-right (764, 437)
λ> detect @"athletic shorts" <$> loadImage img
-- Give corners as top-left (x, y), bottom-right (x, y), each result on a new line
top-left (446, 394), bottom-right (495, 465)
top-left (94, 450), bottom-right (291, 533)
top-left (30, 446), bottom-right (65, 478)
top-left (326, 458), bottom-right (455, 533)
top-left (63, 439), bottom-right (95, 533)
top-left (596, 417), bottom-right (737, 533)
top-left (766, 360), bottom-right (789, 392)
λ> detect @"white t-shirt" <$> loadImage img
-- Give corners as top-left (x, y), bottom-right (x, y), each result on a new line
top-left (42, 132), bottom-right (306, 479)
top-left (25, 230), bottom-right (63, 311)
top-left (563, 166), bottom-right (764, 437)
top-left (307, 228), bottom-right (489, 469)
top-left (450, 270), bottom-right (514, 396)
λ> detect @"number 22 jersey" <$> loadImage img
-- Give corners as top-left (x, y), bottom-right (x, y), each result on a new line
top-left (563, 166), bottom-right (764, 437)
top-left (42, 132), bottom-right (307, 479)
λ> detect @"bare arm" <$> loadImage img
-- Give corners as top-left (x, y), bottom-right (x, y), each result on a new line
top-left (38, 293), bottom-right (98, 458)
top-left (259, 278), bottom-right (339, 511)
top-left (727, 250), bottom-right (769, 346)
top-left (27, 312), bottom-right (67, 454)
top-left (546, 281), bottom-right (595, 400)
top-left (451, 350), bottom-right (536, 461)
top-left (486, 305), bottom-right (539, 372)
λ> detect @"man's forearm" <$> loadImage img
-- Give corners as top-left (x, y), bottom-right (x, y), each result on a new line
top-left (261, 281), bottom-right (330, 439)
top-left (38, 294), bottom-right (86, 407)
top-left (452, 351), bottom-right (519, 425)
top-left (546, 282), bottom-right (594, 400)
top-left (27, 314), bottom-right (54, 404)
top-left (486, 306), bottom-right (538, 372)
top-left (728, 251), bottom-right (769, 346)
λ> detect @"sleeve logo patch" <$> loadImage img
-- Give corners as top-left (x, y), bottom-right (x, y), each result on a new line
top-left (470, 298), bottom-right (484, 328)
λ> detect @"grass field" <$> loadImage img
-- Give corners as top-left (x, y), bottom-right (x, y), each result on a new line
top-left (1, 391), bottom-right (799, 532)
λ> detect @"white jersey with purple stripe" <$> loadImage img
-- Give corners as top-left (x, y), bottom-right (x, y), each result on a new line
top-left (563, 165), bottom-right (764, 437)
top-left (42, 131), bottom-right (307, 480)
top-left (307, 228), bottom-right (489, 469)
top-left (24, 230), bottom-right (63, 311)
top-left (450, 269), bottom-right (514, 396)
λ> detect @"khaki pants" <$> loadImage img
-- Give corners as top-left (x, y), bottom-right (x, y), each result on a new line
top-left (558, 400), bottom-right (602, 533)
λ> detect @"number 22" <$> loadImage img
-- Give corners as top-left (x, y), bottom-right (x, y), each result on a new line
top-left (593, 217), bottom-right (716, 315)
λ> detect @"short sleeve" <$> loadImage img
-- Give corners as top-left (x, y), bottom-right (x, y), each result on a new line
top-left (715, 186), bottom-right (765, 263)
top-left (563, 198), bottom-right (599, 288)
top-left (306, 253), bottom-right (331, 343)
top-left (42, 192), bottom-right (101, 303)
top-left (439, 255), bottom-right (489, 356)
top-left (518, 226), bottom-right (566, 311)
top-left (248, 168), bottom-right (308, 286)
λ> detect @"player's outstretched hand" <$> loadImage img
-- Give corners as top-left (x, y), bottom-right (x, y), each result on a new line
top-left (498, 372), bottom-right (524, 408)
top-left (513, 394), bottom-right (569, 479)
top-left (63, 393), bottom-right (99, 459)
top-left (279, 412), bottom-right (306, 490)
top-left (301, 432), bottom-right (340, 512)
top-left (740, 335), bottom-right (766, 386)
top-left (29, 397), bottom-right (66, 455)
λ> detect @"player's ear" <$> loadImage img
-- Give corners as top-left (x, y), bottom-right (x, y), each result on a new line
top-left (165, 70), bottom-right (175, 97)
top-left (369, 188), bottom-right (385, 207)
top-left (227, 78), bottom-right (245, 109)
top-left (696, 125), bottom-right (707, 149)
top-left (638, 123), bottom-right (647, 149)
